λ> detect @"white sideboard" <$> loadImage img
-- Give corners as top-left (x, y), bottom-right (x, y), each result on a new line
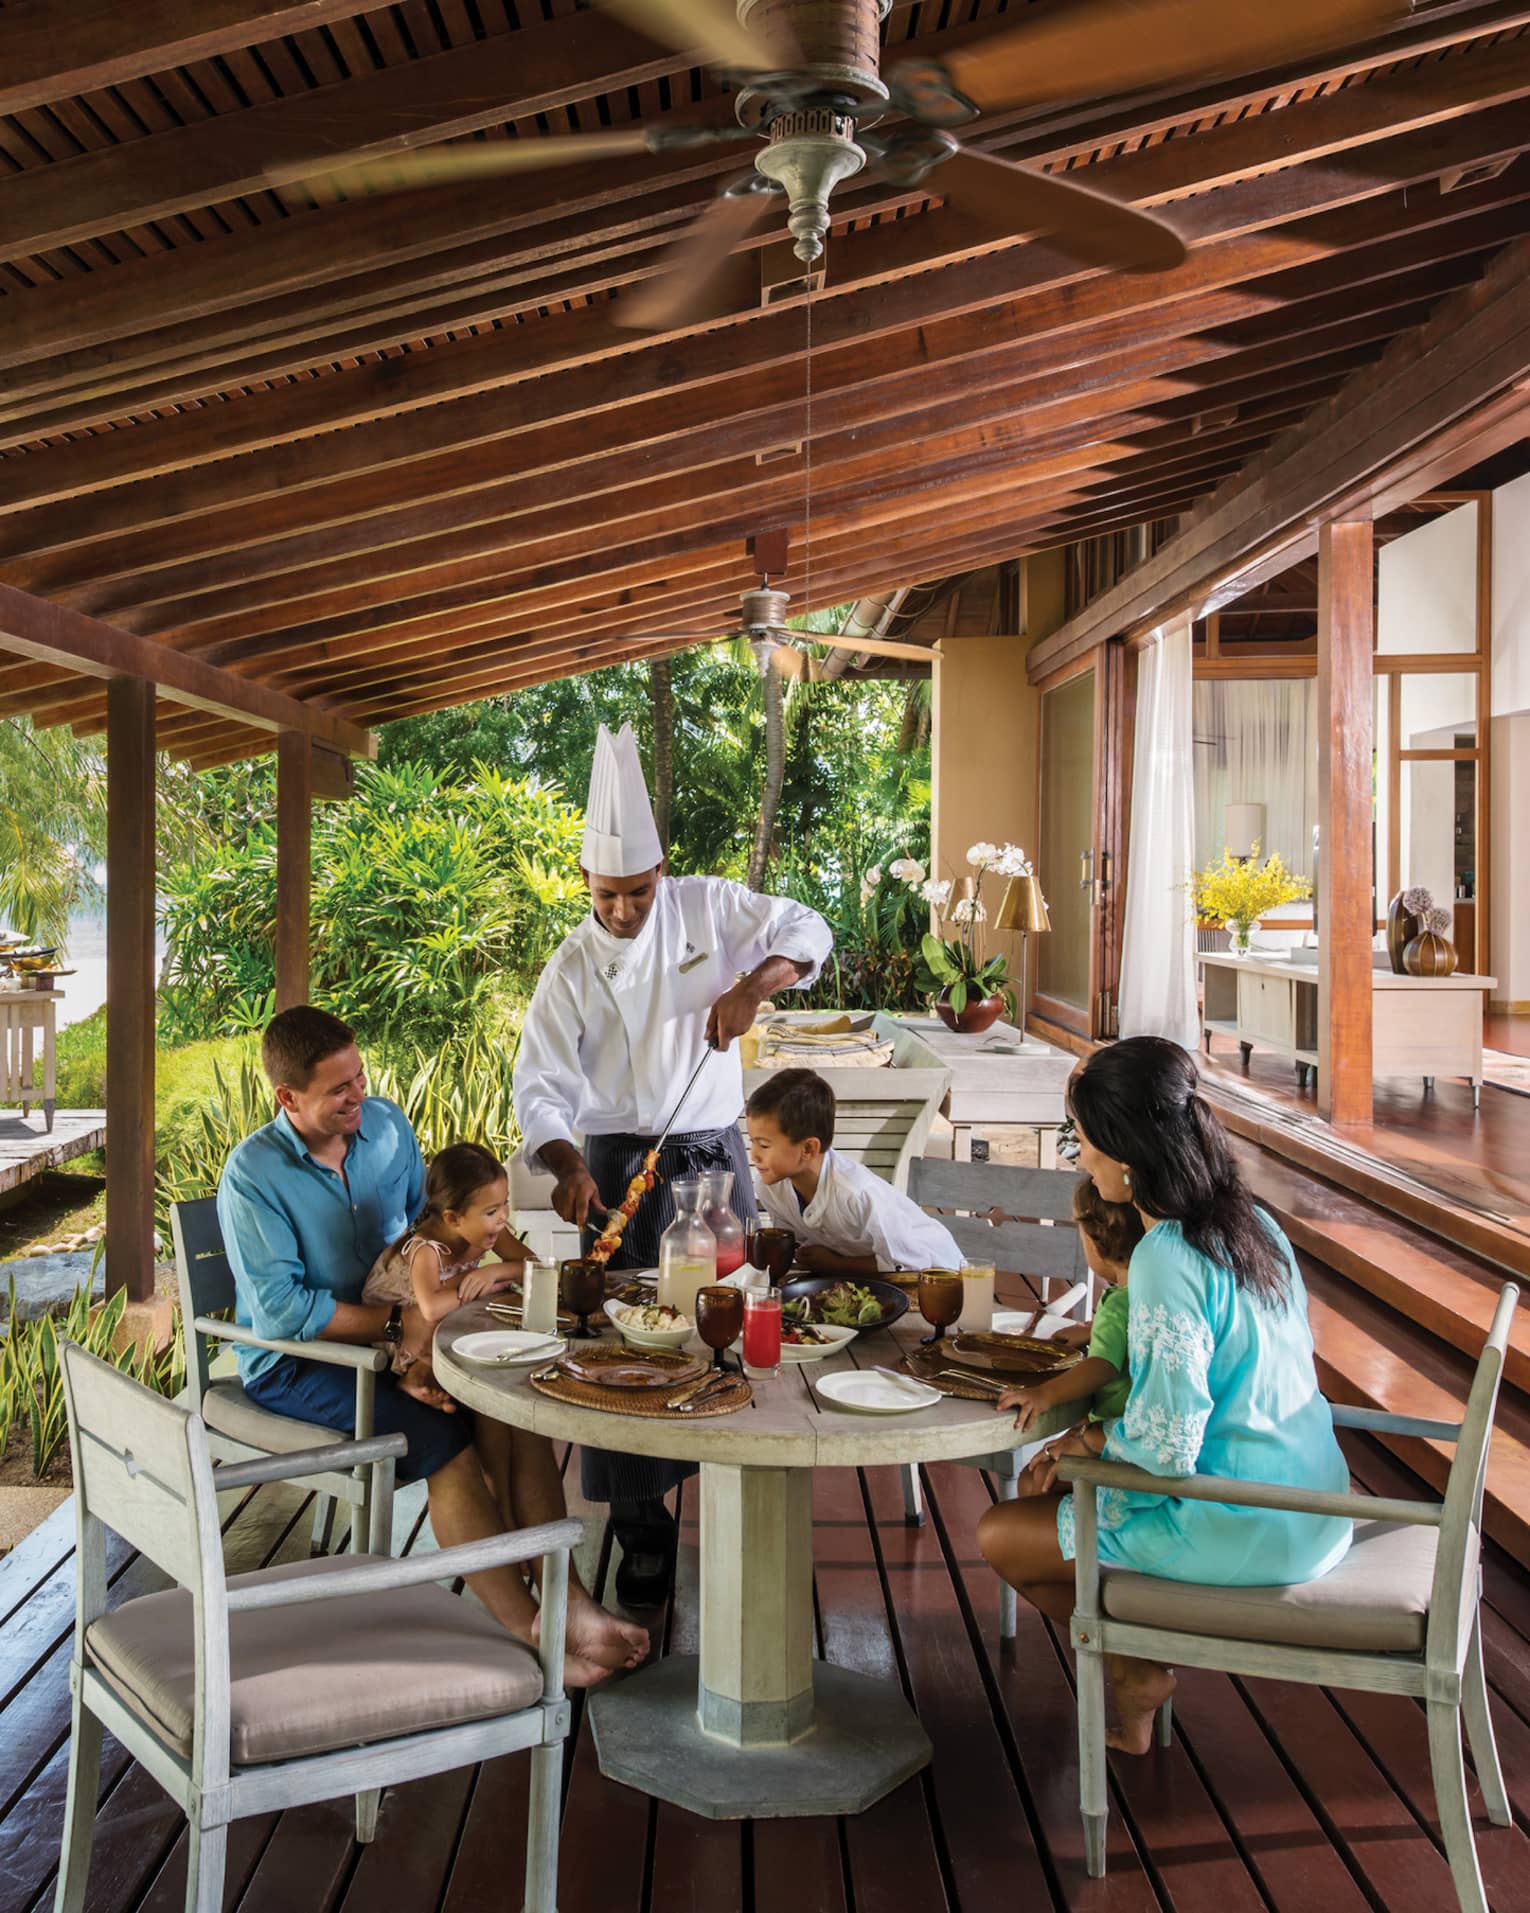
top-left (1199, 954), bottom-right (1496, 1106)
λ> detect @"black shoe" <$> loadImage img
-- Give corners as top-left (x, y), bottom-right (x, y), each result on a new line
top-left (611, 1501), bottom-right (677, 1607)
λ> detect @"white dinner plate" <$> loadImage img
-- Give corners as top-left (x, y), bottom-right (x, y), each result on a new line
top-left (991, 1310), bottom-right (1079, 1341)
top-left (452, 1329), bottom-right (567, 1366)
top-left (813, 1370), bottom-right (942, 1414)
top-left (779, 1322), bottom-right (858, 1364)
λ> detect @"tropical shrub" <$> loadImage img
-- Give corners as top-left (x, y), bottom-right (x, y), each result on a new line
top-left (159, 760), bottom-right (585, 1051)
top-left (0, 1280), bottom-right (186, 1478)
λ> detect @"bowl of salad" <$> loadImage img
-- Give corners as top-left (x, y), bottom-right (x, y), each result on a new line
top-left (778, 1276), bottom-right (910, 1334)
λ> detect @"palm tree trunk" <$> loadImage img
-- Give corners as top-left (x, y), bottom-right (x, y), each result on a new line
top-left (748, 646), bottom-right (786, 891)
top-left (648, 656), bottom-right (674, 854)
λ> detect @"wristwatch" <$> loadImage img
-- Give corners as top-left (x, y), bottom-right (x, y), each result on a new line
top-left (383, 1303), bottom-right (404, 1347)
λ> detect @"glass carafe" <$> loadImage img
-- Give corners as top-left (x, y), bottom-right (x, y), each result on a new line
top-left (657, 1176), bottom-right (717, 1322)
top-left (699, 1169), bottom-right (747, 1277)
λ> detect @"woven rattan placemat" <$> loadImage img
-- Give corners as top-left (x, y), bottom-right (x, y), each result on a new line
top-left (529, 1368), bottom-right (753, 1419)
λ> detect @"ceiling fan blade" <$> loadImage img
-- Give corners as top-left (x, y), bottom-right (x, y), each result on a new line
top-left (279, 128), bottom-right (662, 195)
top-left (597, 0), bottom-right (799, 72)
top-left (899, 0), bottom-right (1403, 117)
top-left (769, 641), bottom-right (809, 679)
top-left (935, 148), bottom-right (1185, 274)
top-left (615, 187), bottom-right (775, 331)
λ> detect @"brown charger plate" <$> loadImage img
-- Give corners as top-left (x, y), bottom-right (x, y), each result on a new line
top-left (920, 1331), bottom-right (1083, 1380)
top-left (531, 1368), bottom-right (752, 1419)
top-left (555, 1344), bottom-right (707, 1390)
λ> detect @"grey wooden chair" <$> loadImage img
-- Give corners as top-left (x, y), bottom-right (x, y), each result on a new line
top-left (172, 1195), bottom-right (387, 1556)
top-left (908, 1157), bottom-right (1091, 1640)
top-left (55, 1342), bottom-right (578, 1913)
top-left (1058, 1280), bottom-right (1518, 1911)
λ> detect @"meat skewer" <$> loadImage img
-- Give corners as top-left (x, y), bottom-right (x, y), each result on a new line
top-left (585, 1044), bottom-right (717, 1266)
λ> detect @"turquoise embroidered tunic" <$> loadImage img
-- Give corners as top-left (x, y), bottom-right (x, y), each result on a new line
top-left (1058, 1217), bottom-right (1352, 1586)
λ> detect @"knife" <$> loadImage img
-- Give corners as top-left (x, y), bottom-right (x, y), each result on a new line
top-left (665, 1370), bottom-right (723, 1410)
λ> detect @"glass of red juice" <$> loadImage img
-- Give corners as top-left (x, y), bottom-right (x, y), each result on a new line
top-left (742, 1291), bottom-right (782, 1374)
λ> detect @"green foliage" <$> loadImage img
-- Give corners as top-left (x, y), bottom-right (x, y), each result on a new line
top-left (920, 932), bottom-right (1016, 1020)
top-left (156, 1052), bottom-right (275, 1241)
top-left (0, 719), bottom-right (106, 949)
top-left (158, 759), bottom-right (585, 1050)
top-left (0, 1278), bottom-right (186, 1478)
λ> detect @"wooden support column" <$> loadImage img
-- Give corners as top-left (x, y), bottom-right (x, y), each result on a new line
top-left (1317, 518), bottom-right (1375, 1126)
top-left (106, 677), bottom-right (156, 1303)
top-left (275, 731), bottom-right (313, 1010)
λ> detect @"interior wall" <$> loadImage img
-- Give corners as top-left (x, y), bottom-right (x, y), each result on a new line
top-left (929, 552), bottom-right (1054, 988)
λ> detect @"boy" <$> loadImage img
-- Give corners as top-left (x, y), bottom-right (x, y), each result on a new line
top-left (744, 1067), bottom-right (962, 1273)
top-left (1001, 1176), bottom-right (1144, 1491)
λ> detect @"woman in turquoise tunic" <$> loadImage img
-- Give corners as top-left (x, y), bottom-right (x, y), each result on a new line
top-left (977, 1037), bottom-right (1351, 1752)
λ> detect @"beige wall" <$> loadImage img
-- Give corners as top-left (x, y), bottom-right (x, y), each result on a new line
top-left (929, 553), bottom-right (1063, 989)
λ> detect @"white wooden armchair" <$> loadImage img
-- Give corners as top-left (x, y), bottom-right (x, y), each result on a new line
top-left (1058, 1281), bottom-right (1518, 1912)
top-left (55, 1343), bottom-right (579, 1913)
top-left (173, 1195), bottom-right (387, 1556)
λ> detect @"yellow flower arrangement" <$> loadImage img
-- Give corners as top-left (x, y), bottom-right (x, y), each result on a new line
top-left (1190, 844), bottom-right (1311, 942)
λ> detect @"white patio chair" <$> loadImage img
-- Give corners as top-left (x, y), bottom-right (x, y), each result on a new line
top-left (54, 1342), bottom-right (578, 1913)
top-left (1058, 1280), bottom-right (1518, 1912)
top-left (907, 1157), bottom-right (1091, 1640)
top-left (173, 1196), bottom-right (387, 1556)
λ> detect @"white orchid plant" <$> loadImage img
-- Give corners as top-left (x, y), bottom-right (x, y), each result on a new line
top-left (910, 840), bottom-right (1032, 1018)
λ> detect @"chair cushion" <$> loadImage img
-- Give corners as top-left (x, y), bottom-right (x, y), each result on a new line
top-left (201, 1378), bottom-right (345, 1454)
top-left (87, 1554), bottom-right (544, 1765)
top-left (1100, 1519), bottom-right (1438, 1653)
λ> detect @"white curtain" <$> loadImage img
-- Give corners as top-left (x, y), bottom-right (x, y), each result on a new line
top-left (1192, 678), bottom-right (1318, 877)
top-left (1120, 618), bottom-right (1198, 1050)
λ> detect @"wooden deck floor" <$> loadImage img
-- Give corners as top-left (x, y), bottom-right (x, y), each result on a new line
top-left (0, 1109), bottom-right (105, 1201)
top-left (3, 1432), bottom-right (1530, 1913)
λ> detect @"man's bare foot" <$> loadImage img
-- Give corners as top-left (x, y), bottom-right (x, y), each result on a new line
top-left (534, 1597), bottom-right (650, 1676)
top-left (1106, 1661), bottom-right (1175, 1755)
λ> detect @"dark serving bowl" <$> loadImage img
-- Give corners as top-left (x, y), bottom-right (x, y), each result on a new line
top-left (778, 1275), bottom-right (911, 1333)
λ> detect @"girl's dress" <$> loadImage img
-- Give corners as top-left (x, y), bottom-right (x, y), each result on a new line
top-left (1058, 1217), bottom-right (1352, 1586)
top-left (363, 1234), bottom-right (485, 1371)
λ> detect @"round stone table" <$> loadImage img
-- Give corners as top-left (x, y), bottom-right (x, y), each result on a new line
top-left (436, 1304), bottom-right (1075, 1821)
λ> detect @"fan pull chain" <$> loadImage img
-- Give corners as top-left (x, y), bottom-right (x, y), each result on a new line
top-left (803, 286), bottom-right (813, 618)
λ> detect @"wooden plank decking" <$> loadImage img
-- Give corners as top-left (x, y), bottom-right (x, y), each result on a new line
top-left (0, 1110), bottom-right (105, 1201)
top-left (2, 1433), bottom-right (1529, 1913)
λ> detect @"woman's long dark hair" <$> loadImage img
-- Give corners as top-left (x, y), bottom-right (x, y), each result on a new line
top-left (1067, 1037), bottom-right (1290, 1306)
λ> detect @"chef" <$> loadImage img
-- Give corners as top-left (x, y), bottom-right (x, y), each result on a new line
top-left (513, 721), bottom-right (832, 1603)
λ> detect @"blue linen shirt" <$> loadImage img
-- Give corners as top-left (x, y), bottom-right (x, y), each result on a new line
top-left (216, 1097), bottom-right (425, 1384)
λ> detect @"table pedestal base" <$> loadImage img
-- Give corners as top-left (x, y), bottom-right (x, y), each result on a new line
top-left (588, 1655), bottom-right (932, 1820)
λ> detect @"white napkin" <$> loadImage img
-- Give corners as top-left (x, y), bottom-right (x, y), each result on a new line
top-left (720, 1263), bottom-right (771, 1294)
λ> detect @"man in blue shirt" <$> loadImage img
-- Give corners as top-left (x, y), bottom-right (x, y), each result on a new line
top-left (219, 1005), bottom-right (648, 1687)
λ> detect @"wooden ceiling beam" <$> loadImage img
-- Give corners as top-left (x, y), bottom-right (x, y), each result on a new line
top-left (59, 253), bottom-right (1489, 625)
top-left (0, 2), bottom-right (384, 116)
top-left (1026, 235), bottom-right (1530, 678)
top-left (7, 88), bottom-right (1530, 515)
top-left (0, 14), bottom-right (686, 262)
top-left (7, 0), bottom-right (1520, 380)
top-left (7, 22), bottom-right (1530, 436)
top-left (0, 582), bottom-right (372, 755)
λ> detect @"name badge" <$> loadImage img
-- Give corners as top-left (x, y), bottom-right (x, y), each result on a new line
top-left (677, 948), bottom-right (711, 974)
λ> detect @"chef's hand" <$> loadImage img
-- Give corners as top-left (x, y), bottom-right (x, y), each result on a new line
top-left (551, 1166), bottom-right (607, 1230)
top-left (706, 979), bottom-right (761, 1051)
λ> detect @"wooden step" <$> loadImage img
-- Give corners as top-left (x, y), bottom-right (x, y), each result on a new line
top-left (1300, 1254), bottom-right (1530, 1569)
top-left (1234, 1134), bottom-right (1530, 1392)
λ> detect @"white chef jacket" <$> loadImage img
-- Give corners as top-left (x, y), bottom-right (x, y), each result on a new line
top-left (513, 874), bottom-right (832, 1163)
top-left (754, 1148), bottom-right (963, 1273)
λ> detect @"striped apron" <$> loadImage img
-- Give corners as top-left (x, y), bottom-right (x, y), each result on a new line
top-left (579, 1123), bottom-right (757, 1505)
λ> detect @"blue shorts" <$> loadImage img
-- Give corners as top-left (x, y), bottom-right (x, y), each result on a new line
top-left (244, 1355), bottom-right (474, 1485)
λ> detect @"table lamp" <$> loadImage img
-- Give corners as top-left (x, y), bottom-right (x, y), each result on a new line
top-left (1225, 802), bottom-right (1266, 861)
top-left (995, 874), bottom-right (1051, 1032)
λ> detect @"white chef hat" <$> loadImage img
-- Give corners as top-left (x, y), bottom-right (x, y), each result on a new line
top-left (581, 721), bottom-right (664, 877)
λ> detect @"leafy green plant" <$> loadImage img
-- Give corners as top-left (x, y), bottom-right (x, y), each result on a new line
top-left (372, 1031), bottom-right (522, 1161)
top-left (0, 1279), bottom-right (186, 1478)
top-left (920, 932), bottom-right (1017, 1020)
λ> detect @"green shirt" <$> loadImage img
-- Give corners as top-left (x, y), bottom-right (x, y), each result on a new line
top-left (1086, 1282), bottom-right (1131, 1422)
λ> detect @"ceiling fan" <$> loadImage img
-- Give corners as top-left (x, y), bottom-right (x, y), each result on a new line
top-left (305, 0), bottom-right (1405, 334)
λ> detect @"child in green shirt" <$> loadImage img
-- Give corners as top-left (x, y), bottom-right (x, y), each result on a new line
top-left (1000, 1177), bottom-right (1145, 1494)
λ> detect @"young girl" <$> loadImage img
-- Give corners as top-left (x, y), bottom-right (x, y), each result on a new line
top-left (1000, 1176), bottom-right (1144, 1494)
top-left (363, 1141), bottom-right (524, 1369)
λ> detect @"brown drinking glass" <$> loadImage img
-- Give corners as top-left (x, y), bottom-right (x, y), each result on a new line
top-left (916, 1269), bottom-right (965, 1348)
top-left (750, 1226), bottom-right (797, 1287)
top-left (560, 1257), bottom-right (605, 1340)
top-left (695, 1285), bottom-right (744, 1371)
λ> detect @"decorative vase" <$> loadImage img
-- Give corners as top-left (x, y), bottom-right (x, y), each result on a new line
top-left (1403, 931), bottom-right (1457, 977)
top-left (1385, 892), bottom-right (1420, 975)
top-left (935, 985), bottom-right (1007, 1035)
top-left (1226, 918), bottom-right (1261, 956)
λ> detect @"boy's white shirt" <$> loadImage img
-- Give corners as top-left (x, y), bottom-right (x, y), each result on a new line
top-left (754, 1146), bottom-right (962, 1272)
